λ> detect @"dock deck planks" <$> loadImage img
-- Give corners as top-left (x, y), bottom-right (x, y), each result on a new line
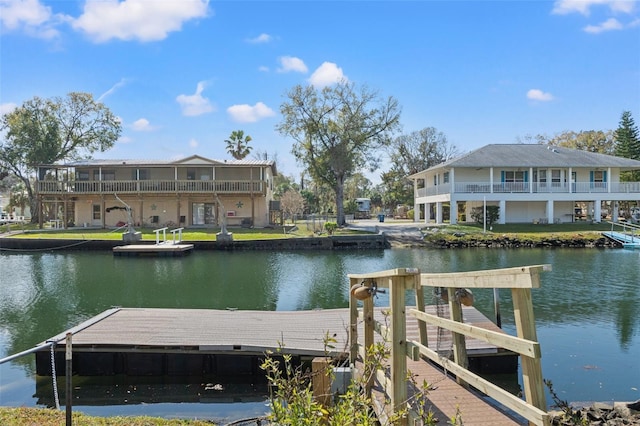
top-left (42, 306), bottom-right (506, 358)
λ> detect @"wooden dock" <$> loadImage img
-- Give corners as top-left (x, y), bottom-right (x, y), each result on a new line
top-left (112, 243), bottom-right (194, 256)
top-left (34, 307), bottom-right (523, 424)
top-left (38, 306), bottom-right (509, 361)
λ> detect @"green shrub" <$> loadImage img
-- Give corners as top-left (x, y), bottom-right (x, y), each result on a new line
top-left (470, 206), bottom-right (499, 226)
top-left (324, 222), bottom-right (338, 235)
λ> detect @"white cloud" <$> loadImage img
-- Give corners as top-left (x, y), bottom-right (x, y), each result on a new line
top-left (0, 0), bottom-right (60, 39)
top-left (258, 65), bottom-right (270, 72)
top-left (277, 56), bottom-right (308, 73)
top-left (527, 89), bottom-right (554, 102)
top-left (227, 102), bottom-right (275, 123)
top-left (308, 62), bottom-right (347, 88)
top-left (189, 138), bottom-right (199, 148)
top-left (131, 118), bottom-right (154, 131)
top-left (247, 33), bottom-right (272, 43)
top-left (71, 0), bottom-right (209, 43)
top-left (0, 102), bottom-right (18, 116)
top-left (118, 135), bottom-right (133, 144)
top-left (584, 17), bottom-right (625, 32)
top-left (98, 78), bottom-right (128, 101)
top-left (552, 0), bottom-right (637, 16)
top-left (176, 81), bottom-right (215, 117)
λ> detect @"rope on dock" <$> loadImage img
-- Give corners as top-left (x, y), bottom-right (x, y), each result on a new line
top-left (0, 340), bottom-right (61, 410)
top-left (50, 342), bottom-right (60, 410)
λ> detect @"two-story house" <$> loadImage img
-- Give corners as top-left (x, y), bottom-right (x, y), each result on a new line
top-left (36, 155), bottom-right (277, 229)
top-left (410, 144), bottom-right (640, 225)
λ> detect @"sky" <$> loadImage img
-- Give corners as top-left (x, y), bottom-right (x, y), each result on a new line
top-left (1, 0), bottom-right (639, 183)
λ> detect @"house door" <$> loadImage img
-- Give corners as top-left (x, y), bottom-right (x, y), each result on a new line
top-left (192, 203), bottom-right (215, 225)
top-left (92, 204), bottom-right (101, 226)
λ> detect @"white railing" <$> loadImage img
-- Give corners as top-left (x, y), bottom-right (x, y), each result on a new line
top-left (444, 181), bottom-right (640, 195)
top-left (37, 179), bottom-right (266, 195)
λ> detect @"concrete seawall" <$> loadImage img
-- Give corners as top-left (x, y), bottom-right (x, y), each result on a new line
top-left (0, 234), bottom-right (388, 251)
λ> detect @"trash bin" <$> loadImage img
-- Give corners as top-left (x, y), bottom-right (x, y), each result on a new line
top-left (378, 214), bottom-right (385, 223)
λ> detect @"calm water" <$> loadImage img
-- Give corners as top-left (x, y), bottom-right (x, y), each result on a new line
top-left (0, 247), bottom-right (639, 421)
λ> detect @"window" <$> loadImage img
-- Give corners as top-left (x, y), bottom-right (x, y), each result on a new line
top-left (93, 170), bottom-right (115, 180)
top-left (443, 172), bottom-right (450, 183)
top-left (92, 204), bottom-right (101, 220)
top-left (504, 171), bottom-right (525, 182)
top-left (538, 170), bottom-right (547, 187)
top-left (591, 170), bottom-right (607, 189)
top-left (77, 171), bottom-right (89, 181)
top-left (551, 169), bottom-right (562, 187)
top-left (132, 169), bottom-right (149, 180)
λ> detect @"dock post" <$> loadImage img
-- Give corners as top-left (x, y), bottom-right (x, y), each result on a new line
top-left (65, 332), bottom-right (72, 426)
top-left (493, 288), bottom-right (502, 328)
top-left (312, 357), bottom-right (332, 407)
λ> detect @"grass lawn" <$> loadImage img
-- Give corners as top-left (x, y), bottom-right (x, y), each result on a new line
top-left (0, 407), bottom-right (215, 426)
top-left (3, 224), bottom-right (366, 241)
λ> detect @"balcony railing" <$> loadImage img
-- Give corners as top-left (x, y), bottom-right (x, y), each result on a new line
top-left (416, 181), bottom-right (640, 197)
top-left (37, 179), bottom-right (267, 195)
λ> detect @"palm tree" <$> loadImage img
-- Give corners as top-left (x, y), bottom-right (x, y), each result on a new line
top-left (225, 130), bottom-right (253, 160)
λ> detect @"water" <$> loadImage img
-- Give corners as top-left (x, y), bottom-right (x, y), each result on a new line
top-left (1, 248), bottom-right (639, 421)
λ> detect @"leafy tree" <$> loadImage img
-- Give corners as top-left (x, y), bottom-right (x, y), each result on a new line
top-left (383, 127), bottom-right (458, 213)
top-left (0, 92), bottom-right (121, 223)
top-left (224, 130), bottom-right (253, 160)
top-left (614, 111), bottom-right (640, 181)
top-left (540, 130), bottom-right (616, 155)
top-left (389, 127), bottom-right (459, 175)
top-left (380, 169), bottom-right (413, 211)
top-left (343, 172), bottom-right (372, 202)
top-left (280, 188), bottom-right (305, 223)
top-left (7, 182), bottom-right (29, 216)
top-left (276, 81), bottom-right (401, 226)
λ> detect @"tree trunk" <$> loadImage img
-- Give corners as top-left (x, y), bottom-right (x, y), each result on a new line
top-left (335, 175), bottom-right (345, 226)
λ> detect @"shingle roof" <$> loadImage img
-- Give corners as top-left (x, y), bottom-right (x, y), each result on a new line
top-left (411, 144), bottom-right (640, 176)
top-left (49, 155), bottom-right (277, 174)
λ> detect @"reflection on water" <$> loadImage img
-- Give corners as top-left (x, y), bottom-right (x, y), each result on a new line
top-left (1, 248), bottom-right (639, 417)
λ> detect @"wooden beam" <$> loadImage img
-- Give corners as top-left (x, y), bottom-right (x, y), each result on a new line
top-left (408, 308), bottom-right (541, 358)
top-left (512, 287), bottom-right (547, 420)
top-left (420, 265), bottom-right (551, 289)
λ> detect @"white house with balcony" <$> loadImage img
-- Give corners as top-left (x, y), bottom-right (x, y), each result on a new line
top-left (36, 155), bottom-right (277, 229)
top-left (409, 144), bottom-right (640, 225)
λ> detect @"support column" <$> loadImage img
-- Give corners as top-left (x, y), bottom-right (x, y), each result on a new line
top-left (413, 200), bottom-right (420, 222)
top-left (499, 200), bottom-right (506, 224)
top-left (436, 202), bottom-right (443, 224)
top-left (489, 167), bottom-right (494, 193)
top-left (546, 200), bottom-right (554, 224)
top-left (613, 201), bottom-right (619, 223)
top-left (424, 202), bottom-right (431, 224)
top-left (450, 201), bottom-right (458, 225)
top-left (594, 200), bottom-right (601, 223)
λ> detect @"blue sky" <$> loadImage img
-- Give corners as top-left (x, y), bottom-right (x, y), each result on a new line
top-left (1, 0), bottom-right (639, 182)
